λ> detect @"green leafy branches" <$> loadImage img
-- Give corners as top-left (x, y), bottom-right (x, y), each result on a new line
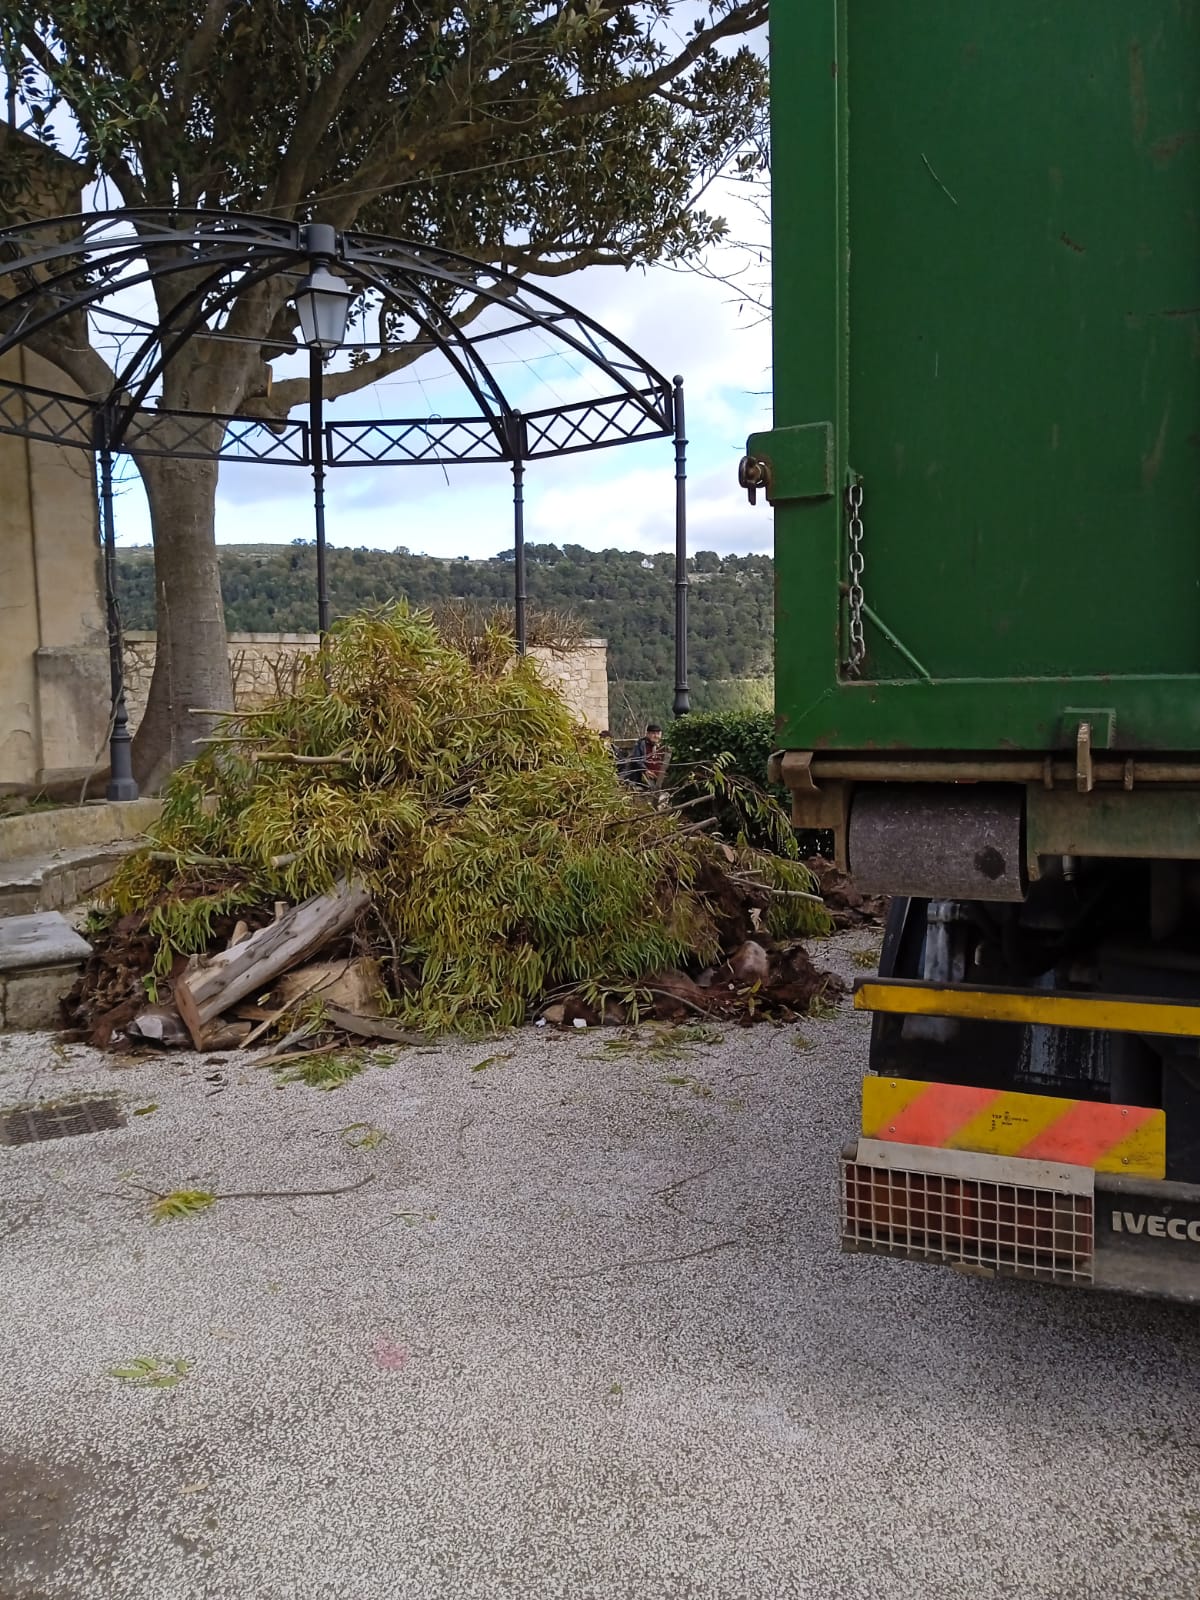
top-left (104, 606), bottom-right (779, 1035)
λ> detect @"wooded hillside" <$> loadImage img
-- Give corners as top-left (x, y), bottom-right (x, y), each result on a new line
top-left (115, 543), bottom-right (775, 686)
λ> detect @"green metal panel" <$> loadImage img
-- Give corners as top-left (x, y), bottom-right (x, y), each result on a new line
top-left (1026, 788), bottom-right (1200, 865)
top-left (767, 2), bottom-right (1200, 753)
top-left (745, 422), bottom-right (835, 502)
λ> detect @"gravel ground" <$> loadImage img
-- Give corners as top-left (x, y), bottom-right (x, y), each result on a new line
top-left (1, 929), bottom-right (1198, 1600)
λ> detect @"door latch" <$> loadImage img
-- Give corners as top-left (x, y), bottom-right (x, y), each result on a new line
top-left (738, 454), bottom-right (769, 505)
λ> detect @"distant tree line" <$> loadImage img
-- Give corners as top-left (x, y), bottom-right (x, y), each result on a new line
top-left (115, 543), bottom-right (775, 688)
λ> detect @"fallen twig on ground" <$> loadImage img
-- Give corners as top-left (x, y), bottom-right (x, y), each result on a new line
top-left (123, 1173), bottom-right (376, 1222)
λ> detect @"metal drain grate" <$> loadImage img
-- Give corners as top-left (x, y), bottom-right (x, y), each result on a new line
top-left (0, 1095), bottom-right (126, 1147)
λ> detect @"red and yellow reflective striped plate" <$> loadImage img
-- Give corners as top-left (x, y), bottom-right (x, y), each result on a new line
top-left (861, 1076), bottom-right (1166, 1178)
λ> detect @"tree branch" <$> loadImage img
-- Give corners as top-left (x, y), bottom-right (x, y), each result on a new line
top-left (175, 0), bottom-right (236, 116)
top-left (267, 0), bottom-right (396, 216)
top-left (261, 290), bottom-right (496, 414)
top-left (409, 1), bottom-right (768, 164)
top-left (14, 30), bottom-right (149, 205)
top-left (23, 326), bottom-right (118, 404)
top-left (495, 243), bottom-right (637, 276)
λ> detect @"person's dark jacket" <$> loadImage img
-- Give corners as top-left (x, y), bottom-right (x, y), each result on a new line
top-left (626, 737), bottom-right (666, 787)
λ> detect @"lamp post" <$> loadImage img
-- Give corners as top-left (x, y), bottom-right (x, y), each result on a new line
top-left (294, 223), bottom-right (353, 638)
top-left (95, 407), bottom-right (139, 800)
top-left (672, 375), bottom-right (691, 717)
top-left (509, 412), bottom-right (528, 654)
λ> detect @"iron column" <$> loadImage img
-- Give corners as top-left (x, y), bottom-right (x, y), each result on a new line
top-left (310, 345), bottom-right (331, 638)
top-left (96, 410), bottom-right (138, 800)
top-left (511, 412), bottom-right (527, 654)
top-left (672, 375), bottom-right (691, 717)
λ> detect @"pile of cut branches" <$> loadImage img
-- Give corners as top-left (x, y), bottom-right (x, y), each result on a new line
top-left (67, 609), bottom-right (839, 1054)
top-left (801, 857), bottom-right (888, 930)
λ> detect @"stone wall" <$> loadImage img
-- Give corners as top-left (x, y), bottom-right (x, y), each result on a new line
top-left (0, 130), bottom-right (110, 794)
top-left (531, 640), bottom-right (609, 732)
top-left (123, 632), bottom-right (610, 732)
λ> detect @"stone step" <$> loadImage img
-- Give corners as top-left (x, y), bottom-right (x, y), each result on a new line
top-left (0, 841), bottom-right (141, 916)
top-left (0, 797), bottom-right (160, 859)
top-left (0, 911), bottom-right (92, 1031)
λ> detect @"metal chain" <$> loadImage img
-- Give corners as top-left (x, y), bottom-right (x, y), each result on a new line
top-left (846, 478), bottom-right (866, 675)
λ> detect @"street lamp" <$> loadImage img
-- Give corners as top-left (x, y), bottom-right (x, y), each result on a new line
top-left (672, 375), bottom-right (690, 717)
top-left (294, 224), bottom-right (353, 637)
top-left (295, 260), bottom-right (353, 353)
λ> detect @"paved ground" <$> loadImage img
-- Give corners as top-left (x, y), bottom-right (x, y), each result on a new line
top-left (1, 929), bottom-right (1198, 1600)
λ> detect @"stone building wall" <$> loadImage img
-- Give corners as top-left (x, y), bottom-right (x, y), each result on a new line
top-left (123, 633), bottom-right (610, 732)
top-left (0, 129), bottom-right (110, 793)
top-left (532, 640), bottom-right (609, 732)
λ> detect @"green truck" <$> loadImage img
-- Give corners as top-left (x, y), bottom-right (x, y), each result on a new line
top-left (745, 3), bottom-right (1200, 1298)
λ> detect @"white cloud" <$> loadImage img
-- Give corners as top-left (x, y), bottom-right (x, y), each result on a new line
top-left (105, 151), bottom-right (774, 563)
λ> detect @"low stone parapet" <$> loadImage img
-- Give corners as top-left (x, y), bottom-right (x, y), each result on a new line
top-left (122, 631), bottom-right (610, 730)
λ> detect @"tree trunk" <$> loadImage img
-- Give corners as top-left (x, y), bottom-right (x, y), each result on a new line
top-left (132, 450), bottom-right (232, 792)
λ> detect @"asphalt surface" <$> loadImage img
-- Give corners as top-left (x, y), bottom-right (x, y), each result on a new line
top-left (1, 930), bottom-right (1198, 1600)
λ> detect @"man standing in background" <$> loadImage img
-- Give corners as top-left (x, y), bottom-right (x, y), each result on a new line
top-left (627, 723), bottom-right (667, 790)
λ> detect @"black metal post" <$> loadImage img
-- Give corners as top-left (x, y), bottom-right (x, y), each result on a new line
top-left (96, 411), bottom-right (138, 800)
top-left (672, 375), bottom-right (691, 717)
top-left (511, 412), bottom-right (527, 654)
top-left (310, 345), bottom-right (331, 638)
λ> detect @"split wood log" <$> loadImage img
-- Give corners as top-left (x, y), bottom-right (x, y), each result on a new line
top-left (174, 879), bottom-right (370, 1050)
top-left (239, 958), bottom-right (368, 1051)
top-left (272, 956), bottom-right (382, 1015)
top-left (322, 1004), bottom-right (428, 1045)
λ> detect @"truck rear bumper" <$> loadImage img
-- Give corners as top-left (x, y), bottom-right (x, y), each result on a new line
top-left (841, 1139), bottom-right (1200, 1303)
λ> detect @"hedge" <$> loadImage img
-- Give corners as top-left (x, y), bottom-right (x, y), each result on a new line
top-left (668, 710), bottom-right (832, 858)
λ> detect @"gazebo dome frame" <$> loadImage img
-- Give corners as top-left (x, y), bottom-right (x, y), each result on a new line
top-left (0, 209), bottom-right (691, 797)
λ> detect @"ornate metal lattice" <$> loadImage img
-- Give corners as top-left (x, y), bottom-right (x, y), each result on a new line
top-left (0, 209), bottom-right (677, 464)
top-left (0, 206), bottom-right (690, 800)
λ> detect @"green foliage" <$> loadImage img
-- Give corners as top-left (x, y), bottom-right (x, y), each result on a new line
top-left (667, 709), bottom-right (792, 856)
top-left (276, 1050), bottom-right (375, 1090)
top-left (115, 545), bottom-right (777, 701)
top-left (748, 852), bottom-right (833, 940)
top-left (340, 1122), bottom-right (386, 1150)
top-left (84, 906), bottom-right (117, 939)
top-left (660, 1073), bottom-right (714, 1098)
top-left (470, 1052), bottom-right (514, 1073)
top-left (146, 887), bottom-right (252, 978)
top-left (670, 710), bottom-right (777, 789)
top-left (107, 1354), bottom-right (193, 1388)
top-left (108, 606), bottom-right (750, 1036)
top-left (670, 710), bottom-right (833, 861)
top-left (4, 5), bottom-right (767, 276)
top-left (149, 1189), bottom-right (216, 1223)
top-left (591, 1024), bottom-right (725, 1063)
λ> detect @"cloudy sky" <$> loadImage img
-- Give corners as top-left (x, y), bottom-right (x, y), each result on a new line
top-left (107, 179), bottom-right (773, 562)
top-left (89, 6), bottom-right (775, 563)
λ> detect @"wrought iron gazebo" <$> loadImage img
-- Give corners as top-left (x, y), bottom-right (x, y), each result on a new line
top-left (0, 209), bottom-right (691, 797)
